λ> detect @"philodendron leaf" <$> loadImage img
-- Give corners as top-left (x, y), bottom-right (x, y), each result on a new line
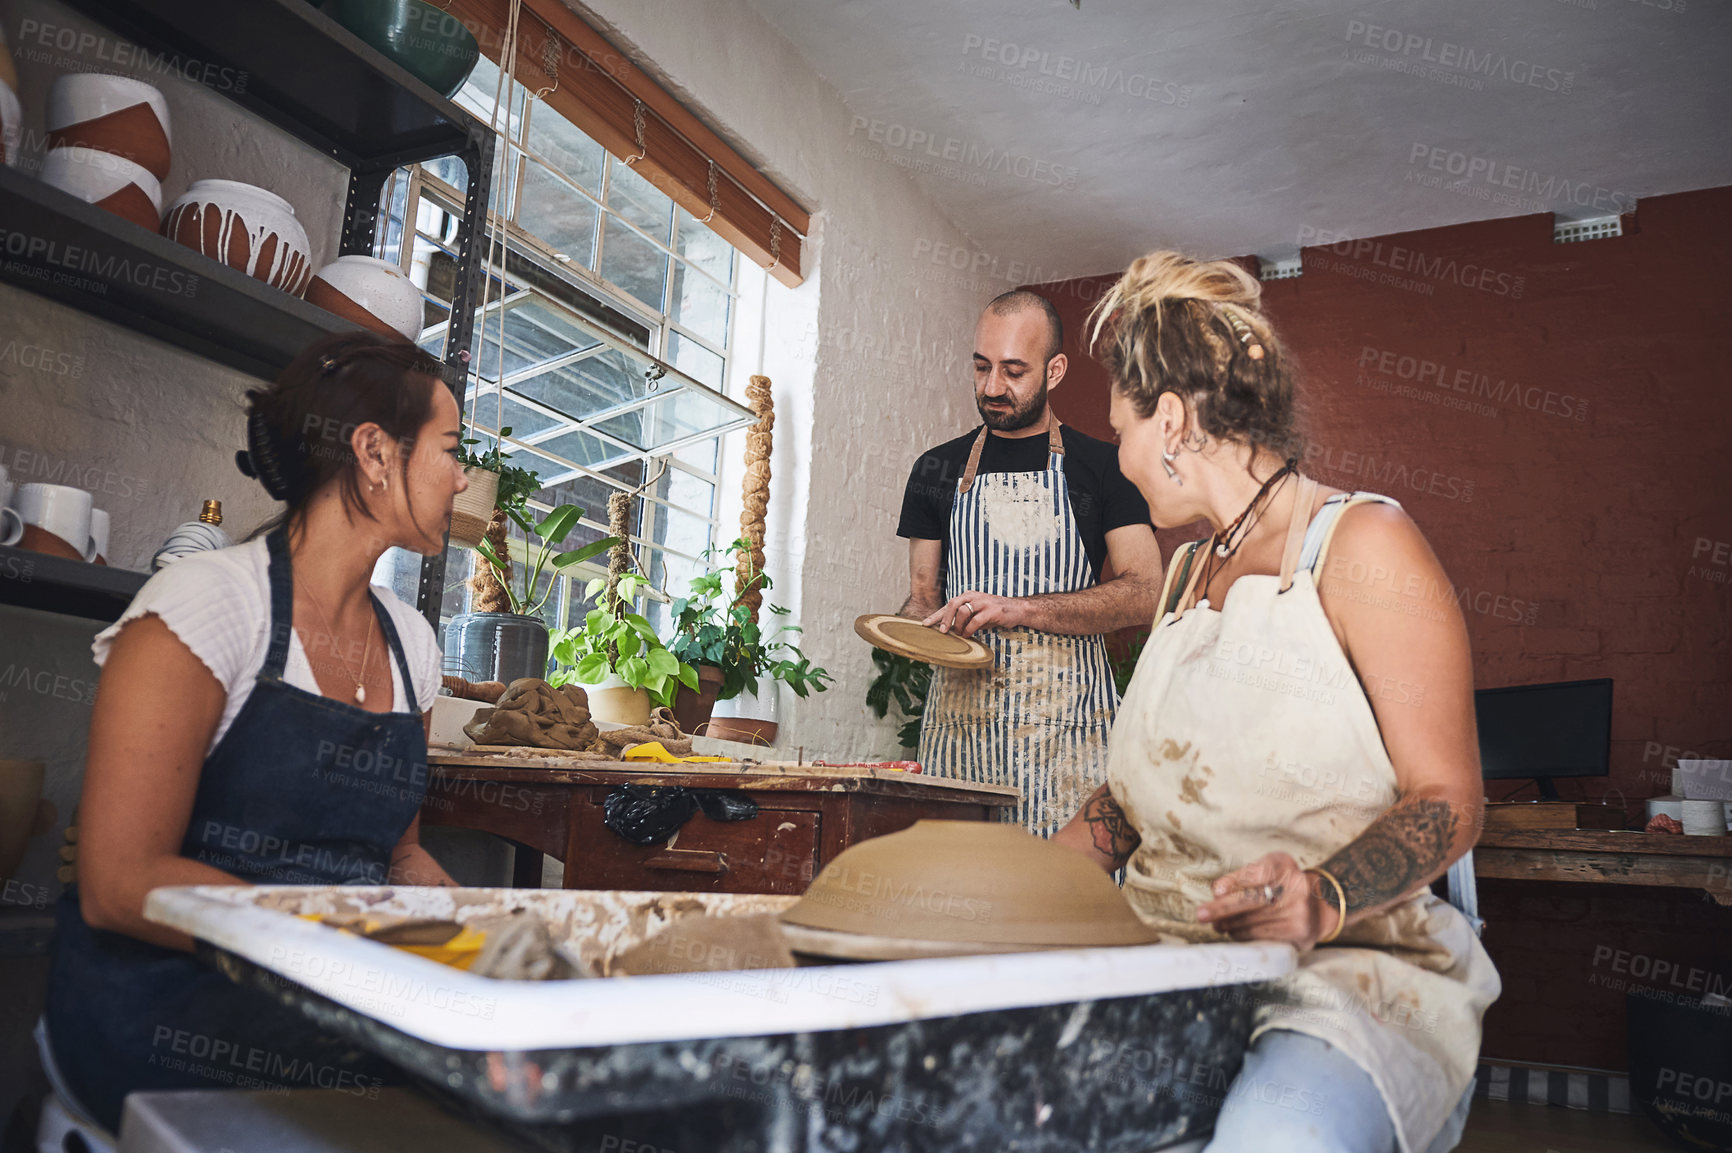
top-left (552, 538), bottom-right (617, 571)
top-left (646, 648), bottom-right (679, 678)
top-left (575, 653), bottom-right (609, 682)
top-left (621, 655), bottom-right (649, 685)
top-left (677, 663), bottom-right (700, 693)
top-left (535, 505), bottom-right (583, 546)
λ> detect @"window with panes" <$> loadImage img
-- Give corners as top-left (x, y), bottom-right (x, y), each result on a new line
top-left (371, 56), bottom-right (756, 643)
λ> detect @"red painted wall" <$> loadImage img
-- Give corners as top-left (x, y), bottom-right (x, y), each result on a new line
top-left (1028, 184), bottom-right (1732, 1070)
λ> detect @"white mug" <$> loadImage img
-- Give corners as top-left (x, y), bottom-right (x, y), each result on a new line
top-left (88, 507), bottom-right (110, 563)
top-left (16, 483), bottom-right (93, 555)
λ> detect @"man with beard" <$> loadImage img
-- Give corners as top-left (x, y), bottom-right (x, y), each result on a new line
top-left (896, 291), bottom-right (1162, 835)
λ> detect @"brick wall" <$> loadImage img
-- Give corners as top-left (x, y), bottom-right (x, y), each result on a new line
top-left (1026, 184), bottom-right (1732, 1069)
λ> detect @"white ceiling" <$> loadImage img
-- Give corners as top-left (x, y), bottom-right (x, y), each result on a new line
top-left (744, 0), bottom-right (1732, 280)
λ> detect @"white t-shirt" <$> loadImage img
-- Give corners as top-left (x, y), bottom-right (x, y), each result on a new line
top-left (92, 537), bottom-right (443, 756)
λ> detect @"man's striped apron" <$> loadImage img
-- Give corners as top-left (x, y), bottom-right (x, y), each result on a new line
top-left (916, 418), bottom-right (1118, 836)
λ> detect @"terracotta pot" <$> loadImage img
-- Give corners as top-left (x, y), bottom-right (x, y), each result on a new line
top-left (40, 145), bottom-right (162, 230)
top-left (448, 466), bottom-right (498, 548)
top-left (670, 665), bottom-right (725, 735)
top-left (703, 716), bottom-right (778, 747)
top-left (162, 179), bottom-right (312, 294)
top-left (305, 255), bottom-right (425, 339)
top-left (46, 74), bottom-right (171, 180)
top-left (587, 676), bottom-right (651, 727)
top-left (0, 760), bottom-right (45, 882)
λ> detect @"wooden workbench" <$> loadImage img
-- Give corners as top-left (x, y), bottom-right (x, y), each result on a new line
top-left (1474, 827), bottom-right (1732, 904)
top-left (420, 753), bottom-right (1020, 894)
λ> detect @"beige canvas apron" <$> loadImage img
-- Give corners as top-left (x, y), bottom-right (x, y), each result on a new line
top-left (917, 419), bottom-right (1118, 836)
top-left (1106, 479), bottom-right (1500, 1153)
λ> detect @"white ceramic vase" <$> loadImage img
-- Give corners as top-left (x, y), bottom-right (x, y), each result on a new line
top-left (45, 73), bottom-right (171, 181)
top-left (162, 179), bottom-right (313, 295)
top-left (41, 145), bottom-right (163, 230)
top-left (305, 255), bottom-right (425, 340)
top-left (587, 675), bottom-right (651, 728)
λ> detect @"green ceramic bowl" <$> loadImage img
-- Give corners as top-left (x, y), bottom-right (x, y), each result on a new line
top-left (320, 0), bottom-right (481, 99)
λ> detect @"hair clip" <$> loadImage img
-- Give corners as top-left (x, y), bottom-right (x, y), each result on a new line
top-left (319, 354), bottom-right (340, 375)
top-left (1220, 307), bottom-right (1266, 361)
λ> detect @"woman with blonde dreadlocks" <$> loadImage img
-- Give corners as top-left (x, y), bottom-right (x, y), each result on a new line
top-left (1053, 253), bottom-right (1498, 1153)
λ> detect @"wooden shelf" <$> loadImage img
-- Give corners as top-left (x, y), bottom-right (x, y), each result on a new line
top-left (0, 544), bottom-right (149, 622)
top-left (0, 168), bottom-right (358, 379)
top-left (61, 0), bottom-right (478, 169)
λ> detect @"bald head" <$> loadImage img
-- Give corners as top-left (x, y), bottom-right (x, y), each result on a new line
top-left (985, 291), bottom-right (1063, 361)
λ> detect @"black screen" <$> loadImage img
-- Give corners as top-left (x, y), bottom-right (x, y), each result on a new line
top-left (1475, 678), bottom-right (1613, 781)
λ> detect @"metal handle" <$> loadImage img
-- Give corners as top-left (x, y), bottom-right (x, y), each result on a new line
top-left (644, 848), bottom-right (728, 874)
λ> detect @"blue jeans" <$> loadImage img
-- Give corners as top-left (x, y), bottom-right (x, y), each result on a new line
top-left (1199, 1030), bottom-right (1474, 1153)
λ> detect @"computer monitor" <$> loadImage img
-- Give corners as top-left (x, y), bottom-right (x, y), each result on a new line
top-left (1475, 678), bottom-right (1613, 799)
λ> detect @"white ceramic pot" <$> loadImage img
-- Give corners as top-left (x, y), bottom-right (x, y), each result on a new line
top-left (16, 482), bottom-right (93, 560)
top-left (46, 73), bottom-right (171, 180)
top-left (162, 179), bottom-right (313, 295)
top-left (587, 675), bottom-right (651, 727)
top-left (0, 80), bottom-right (20, 169)
top-left (41, 145), bottom-right (162, 230)
top-left (305, 255), bottom-right (424, 340)
top-left (449, 466), bottom-right (498, 549)
top-left (89, 508), bottom-right (110, 565)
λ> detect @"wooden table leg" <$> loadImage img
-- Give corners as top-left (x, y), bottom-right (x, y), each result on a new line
top-left (511, 843), bottom-right (544, 889)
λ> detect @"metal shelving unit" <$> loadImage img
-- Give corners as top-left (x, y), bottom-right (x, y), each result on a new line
top-left (0, 0), bottom-right (496, 626)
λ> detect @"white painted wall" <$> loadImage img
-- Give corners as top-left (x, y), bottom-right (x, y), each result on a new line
top-left (0, 0), bottom-right (349, 905)
top-left (576, 0), bottom-right (986, 759)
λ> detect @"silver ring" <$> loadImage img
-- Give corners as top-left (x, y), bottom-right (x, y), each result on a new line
top-left (961, 602), bottom-right (973, 614)
top-left (1261, 883), bottom-right (1277, 904)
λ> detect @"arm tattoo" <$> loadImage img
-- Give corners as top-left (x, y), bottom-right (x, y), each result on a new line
top-left (1082, 786), bottom-right (1141, 869)
top-left (1321, 796), bottom-right (1458, 914)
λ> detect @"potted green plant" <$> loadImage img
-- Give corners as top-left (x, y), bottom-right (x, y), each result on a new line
top-left (445, 501), bottom-right (617, 689)
top-left (866, 647), bottom-right (931, 751)
top-left (449, 425), bottom-right (539, 549)
top-left (549, 569), bottom-right (700, 726)
top-left (667, 538), bottom-right (832, 739)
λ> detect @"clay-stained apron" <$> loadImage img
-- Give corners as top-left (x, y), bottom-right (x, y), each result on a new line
top-left (917, 419), bottom-right (1117, 836)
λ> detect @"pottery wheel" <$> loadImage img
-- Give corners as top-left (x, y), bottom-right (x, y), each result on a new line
top-left (854, 614), bottom-right (992, 670)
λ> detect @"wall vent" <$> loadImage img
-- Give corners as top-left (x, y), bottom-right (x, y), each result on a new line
top-left (1258, 254), bottom-right (1303, 280)
top-left (1553, 214), bottom-right (1624, 244)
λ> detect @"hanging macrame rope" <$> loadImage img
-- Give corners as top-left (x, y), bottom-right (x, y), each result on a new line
top-left (624, 99), bottom-right (648, 165)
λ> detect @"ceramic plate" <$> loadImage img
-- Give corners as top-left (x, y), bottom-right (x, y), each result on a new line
top-left (854, 614), bottom-right (992, 669)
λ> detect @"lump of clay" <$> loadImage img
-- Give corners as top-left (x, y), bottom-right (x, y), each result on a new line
top-left (611, 914), bottom-right (795, 976)
top-left (591, 706), bottom-right (694, 759)
top-left (463, 678), bottom-right (599, 750)
top-left (468, 911), bottom-right (591, 980)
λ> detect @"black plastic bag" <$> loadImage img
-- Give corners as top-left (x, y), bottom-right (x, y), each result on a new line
top-left (602, 785), bottom-right (758, 845)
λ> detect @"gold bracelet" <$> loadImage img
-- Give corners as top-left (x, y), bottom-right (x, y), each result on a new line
top-left (1306, 866), bottom-right (1348, 945)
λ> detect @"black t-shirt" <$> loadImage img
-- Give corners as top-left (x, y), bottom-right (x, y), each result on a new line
top-left (897, 425), bottom-right (1150, 579)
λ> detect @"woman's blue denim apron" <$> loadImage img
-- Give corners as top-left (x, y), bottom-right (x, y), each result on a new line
top-left (43, 527), bottom-right (430, 1130)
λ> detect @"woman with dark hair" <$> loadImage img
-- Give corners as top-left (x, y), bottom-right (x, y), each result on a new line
top-left (1052, 253), bottom-right (1499, 1153)
top-left (41, 331), bottom-right (468, 1132)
